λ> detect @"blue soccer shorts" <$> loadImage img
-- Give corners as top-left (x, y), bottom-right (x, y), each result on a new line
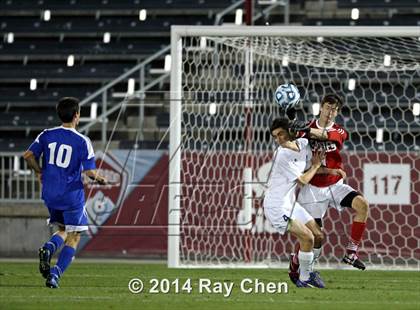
top-left (47, 206), bottom-right (89, 232)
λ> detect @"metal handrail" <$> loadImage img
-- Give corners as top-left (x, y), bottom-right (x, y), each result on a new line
top-left (214, 0), bottom-right (245, 25)
top-left (79, 45), bottom-right (170, 107)
top-left (77, 0), bottom-right (247, 141)
top-left (79, 72), bottom-right (170, 133)
top-left (79, 1), bottom-right (244, 109)
top-left (253, 0), bottom-right (289, 25)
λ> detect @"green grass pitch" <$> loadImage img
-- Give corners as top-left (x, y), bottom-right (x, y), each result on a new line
top-left (0, 262), bottom-right (419, 310)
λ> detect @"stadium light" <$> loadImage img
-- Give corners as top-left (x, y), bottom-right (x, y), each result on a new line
top-left (200, 37), bottom-right (207, 49)
top-left (67, 55), bottom-right (74, 67)
top-left (235, 9), bottom-right (243, 25)
top-left (103, 32), bottom-right (111, 43)
top-left (30, 79), bottom-right (37, 91)
top-left (348, 78), bottom-right (356, 90)
top-left (6, 32), bottom-right (14, 43)
top-left (209, 103), bottom-right (217, 115)
top-left (43, 10), bottom-right (51, 21)
top-left (376, 128), bottom-right (384, 143)
top-left (139, 9), bottom-right (147, 21)
top-left (90, 102), bottom-right (98, 119)
top-left (282, 55), bottom-right (289, 67)
top-left (413, 102), bottom-right (420, 116)
top-left (383, 54), bottom-right (391, 66)
top-left (164, 54), bottom-right (171, 72)
top-left (351, 8), bottom-right (359, 20)
top-left (312, 103), bottom-right (320, 116)
top-left (127, 78), bottom-right (135, 95)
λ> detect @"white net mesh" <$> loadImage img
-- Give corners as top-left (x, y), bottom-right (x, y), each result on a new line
top-left (176, 33), bottom-right (420, 269)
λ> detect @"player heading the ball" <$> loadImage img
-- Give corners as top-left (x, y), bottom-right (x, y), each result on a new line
top-left (264, 117), bottom-right (346, 288)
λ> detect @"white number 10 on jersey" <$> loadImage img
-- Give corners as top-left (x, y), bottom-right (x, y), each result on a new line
top-left (48, 142), bottom-right (73, 168)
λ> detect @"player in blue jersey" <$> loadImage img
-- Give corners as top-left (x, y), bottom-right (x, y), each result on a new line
top-left (23, 97), bottom-right (107, 288)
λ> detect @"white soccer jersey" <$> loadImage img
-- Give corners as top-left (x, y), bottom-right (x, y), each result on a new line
top-left (264, 138), bottom-right (312, 211)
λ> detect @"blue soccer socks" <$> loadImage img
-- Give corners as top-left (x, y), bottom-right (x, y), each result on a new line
top-left (50, 245), bottom-right (75, 279)
top-left (43, 234), bottom-right (64, 255)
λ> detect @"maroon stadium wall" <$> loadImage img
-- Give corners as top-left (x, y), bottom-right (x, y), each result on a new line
top-left (80, 151), bottom-right (420, 264)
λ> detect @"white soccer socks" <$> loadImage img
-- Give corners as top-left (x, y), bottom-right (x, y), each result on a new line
top-left (298, 250), bottom-right (314, 281)
top-left (309, 247), bottom-right (322, 270)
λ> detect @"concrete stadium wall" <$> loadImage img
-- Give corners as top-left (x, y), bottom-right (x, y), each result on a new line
top-left (0, 203), bottom-right (52, 257)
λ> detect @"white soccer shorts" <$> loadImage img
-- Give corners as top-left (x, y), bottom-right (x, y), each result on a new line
top-left (297, 179), bottom-right (356, 219)
top-left (263, 200), bottom-right (313, 235)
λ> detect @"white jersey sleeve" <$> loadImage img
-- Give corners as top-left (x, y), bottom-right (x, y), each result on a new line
top-left (296, 137), bottom-right (309, 152)
top-left (296, 138), bottom-right (312, 171)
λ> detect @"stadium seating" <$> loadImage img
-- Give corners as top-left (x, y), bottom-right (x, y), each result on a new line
top-left (0, 0), bottom-right (236, 150)
top-left (304, 16), bottom-right (420, 26)
top-left (337, 0), bottom-right (420, 9)
top-left (0, 0), bottom-right (418, 151)
top-left (0, 0), bottom-right (235, 11)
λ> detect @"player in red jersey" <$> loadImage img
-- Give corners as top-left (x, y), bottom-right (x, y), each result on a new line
top-left (288, 94), bottom-right (369, 282)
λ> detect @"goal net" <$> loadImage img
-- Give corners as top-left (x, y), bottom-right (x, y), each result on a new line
top-left (168, 26), bottom-right (420, 269)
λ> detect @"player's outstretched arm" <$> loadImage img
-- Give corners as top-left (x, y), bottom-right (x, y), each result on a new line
top-left (316, 167), bottom-right (346, 179)
top-left (309, 127), bottom-right (348, 145)
top-left (309, 128), bottom-right (328, 140)
top-left (84, 169), bottom-right (108, 185)
top-left (23, 150), bottom-right (42, 178)
top-left (297, 150), bottom-right (324, 185)
top-left (289, 120), bottom-right (329, 141)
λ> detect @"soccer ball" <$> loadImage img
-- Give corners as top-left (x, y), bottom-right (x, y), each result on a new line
top-left (274, 83), bottom-right (300, 110)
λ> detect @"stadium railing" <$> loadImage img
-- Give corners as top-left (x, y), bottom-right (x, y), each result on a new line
top-left (0, 152), bottom-right (41, 202)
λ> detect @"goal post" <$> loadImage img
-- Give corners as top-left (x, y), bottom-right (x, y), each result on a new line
top-left (168, 29), bottom-right (183, 268)
top-left (168, 26), bottom-right (420, 269)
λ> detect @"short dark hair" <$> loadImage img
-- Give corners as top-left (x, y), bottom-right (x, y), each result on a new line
top-left (56, 97), bottom-right (80, 123)
top-left (270, 117), bottom-right (290, 135)
top-left (321, 94), bottom-right (343, 110)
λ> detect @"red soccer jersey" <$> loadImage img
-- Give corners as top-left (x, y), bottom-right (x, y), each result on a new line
top-left (306, 119), bottom-right (348, 187)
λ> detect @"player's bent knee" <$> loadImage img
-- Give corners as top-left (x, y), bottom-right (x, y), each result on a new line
top-left (301, 229), bottom-right (314, 247)
top-left (305, 219), bottom-right (323, 245)
top-left (313, 230), bottom-right (324, 245)
top-left (56, 231), bottom-right (67, 241)
top-left (353, 196), bottom-right (369, 215)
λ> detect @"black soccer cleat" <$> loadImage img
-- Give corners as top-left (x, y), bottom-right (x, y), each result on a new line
top-left (38, 247), bottom-right (52, 279)
top-left (342, 253), bottom-right (366, 270)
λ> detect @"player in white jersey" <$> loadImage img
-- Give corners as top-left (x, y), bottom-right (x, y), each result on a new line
top-left (264, 118), bottom-right (345, 288)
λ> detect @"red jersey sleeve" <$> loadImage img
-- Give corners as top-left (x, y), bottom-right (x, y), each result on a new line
top-left (327, 126), bottom-right (348, 148)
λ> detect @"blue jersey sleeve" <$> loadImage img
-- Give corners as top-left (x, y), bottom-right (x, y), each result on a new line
top-left (28, 130), bottom-right (46, 158)
top-left (81, 136), bottom-right (96, 171)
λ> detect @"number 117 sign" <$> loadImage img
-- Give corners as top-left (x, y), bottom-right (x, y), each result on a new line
top-left (363, 163), bottom-right (411, 205)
